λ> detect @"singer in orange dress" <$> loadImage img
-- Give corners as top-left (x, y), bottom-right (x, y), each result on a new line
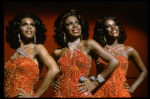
top-left (4, 45), bottom-right (40, 98)
top-left (93, 45), bottom-right (131, 98)
top-left (93, 16), bottom-right (147, 98)
top-left (4, 12), bottom-right (59, 98)
top-left (52, 10), bottom-right (119, 98)
top-left (54, 48), bottom-right (92, 98)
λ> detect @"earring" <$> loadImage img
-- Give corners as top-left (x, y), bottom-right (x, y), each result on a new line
top-left (63, 33), bottom-right (66, 43)
top-left (104, 36), bottom-right (106, 42)
top-left (34, 35), bottom-right (36, 43)
top-left (18, 33), bottom-right (21, 42)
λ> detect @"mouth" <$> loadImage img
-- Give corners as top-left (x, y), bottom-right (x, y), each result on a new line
top-left (72, 29), bottom-right (79, 33)
top-left (111, 30), bottom-right (118, 34)
top-left (26, 30), bottom-right (32, 34)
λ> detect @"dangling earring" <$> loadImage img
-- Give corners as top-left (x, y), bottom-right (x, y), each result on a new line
top-left (63, 33), bottom-right (66, 43)
top-left (18, 33), bottom-right (21, 42)
top-left (104, 36), bottom-right (107, 43)
top-left (34, 35), bottom-right (36, 43)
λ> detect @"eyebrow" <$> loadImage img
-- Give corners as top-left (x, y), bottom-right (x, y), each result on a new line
top-left (105, 22), bottom-right (116, 26)
top-left (21, 22), bottom-right (35, 25)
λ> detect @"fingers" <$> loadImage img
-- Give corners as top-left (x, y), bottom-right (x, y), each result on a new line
top-left (18, 88), bottom-right (27, 94)
top-left (52, 81), bottom-right (61, 92)
top-left (55, 81), bottom-right (61, 85)
top-left (124, 83), bottom-right (130, 89)
top-left (78, 87), bottom-right (90, 93)
top-left (14, 93), bottom-right (24, 98)
top-left (14, 89), bottom-right (27, 97)
top-left (52, 81), bottom-right (60, 87)
top-left (76, 83), bottom-right (86, 87)
top-left (80, 88), bottom-right (89, 93)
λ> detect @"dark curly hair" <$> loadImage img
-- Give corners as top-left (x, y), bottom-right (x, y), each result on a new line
top-left (6, 12), bottom-right (47, 49)
top-left (53, 10), bottom-right (89, 48)
top-left (93, 15), bottom-right (127, 47)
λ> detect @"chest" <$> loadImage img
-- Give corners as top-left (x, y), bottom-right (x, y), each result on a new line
top-left (10, 48), bottom-right (39, 66)
top-left (59, 45), bottom-right (92, 63)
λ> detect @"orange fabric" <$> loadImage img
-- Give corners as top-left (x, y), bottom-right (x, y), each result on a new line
top-left (93, 45), bottom-right (131, 98)
top-left (4, 56), bottom-right (39, 98)
top-left (53, 49), bottom-right (92, 98)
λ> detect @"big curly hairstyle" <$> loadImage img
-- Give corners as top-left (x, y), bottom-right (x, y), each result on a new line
top-left (93, 16), bottom-right (127, 47)
top-left (6, 12), bottom-right (47, 49)
top-left (53, 10), bottom-right (89, 48)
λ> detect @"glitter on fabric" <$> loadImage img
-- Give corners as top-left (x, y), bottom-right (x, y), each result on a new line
top-left (93, 44), bottom-right (131, 98)
top-left (53, 49), bottom-right (92, 98)
top-left (4, 46), bottom-right (39, 98)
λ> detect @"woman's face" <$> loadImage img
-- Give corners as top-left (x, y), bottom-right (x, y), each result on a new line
top-left (20, 17), bottom-right (36, 39)
top-left (65, 16), bottom-right (81, 38)
top-left (104, 19), bottom-right (119, 38)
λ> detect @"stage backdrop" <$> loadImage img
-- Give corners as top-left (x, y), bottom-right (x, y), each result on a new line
top-left (3, 1), bottom-right (148, 98)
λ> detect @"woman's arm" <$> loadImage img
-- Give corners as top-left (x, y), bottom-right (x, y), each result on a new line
top-left (33, 44), bottom-right (60, 98)
top-left (88, 39), bottom-right (119, 81)
top-left (127, 46), bottom-right (148, 93)
top-left (77, 39), bottom-right (119, 93)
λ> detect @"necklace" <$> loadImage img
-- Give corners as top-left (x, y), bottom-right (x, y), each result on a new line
top-left (106, 44), bottom-right (123, 52)
top-left (11, 44), bottom-right (35, 59)
top-left (67, 38), bottom-right (80, 57)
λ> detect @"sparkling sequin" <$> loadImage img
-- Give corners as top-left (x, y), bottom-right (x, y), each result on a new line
top-left (93, 44), bottom-right (131, 98)
top-left (53, 49), bottom-right (92, 98)
top-left (4, 46), bottom-right (39, 98)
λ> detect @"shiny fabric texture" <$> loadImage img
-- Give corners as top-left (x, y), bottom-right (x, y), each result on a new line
top-left (93, 45), bottom-right (131, 98)
top-left (53, 49), bottom-right (92, 98)
top-left (4, 48), bottom-right (39, 98)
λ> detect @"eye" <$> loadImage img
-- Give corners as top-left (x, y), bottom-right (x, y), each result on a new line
top-left (31, 23), bottom-right (35, 27)
top-left (76, 21), bottom-right (80, 25)
top-left (105, 24), bottom-right (111, 28)
top-left (113, 23), bottom-right (117, 26)
top-left (66, 22), bottom-right (72, 26)
top-left (21, 23), bottom-right (27, 26)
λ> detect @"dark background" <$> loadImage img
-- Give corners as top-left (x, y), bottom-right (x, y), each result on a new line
top-left (3, 1), bottom-right (148, 98)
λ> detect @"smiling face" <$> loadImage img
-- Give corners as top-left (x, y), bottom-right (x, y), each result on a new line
top-left (104, 19), bottom-right (119, 38)
top-left (64, 16), bottom-right (81, 38)
top-left (19, 17), bottom-right (36, 39)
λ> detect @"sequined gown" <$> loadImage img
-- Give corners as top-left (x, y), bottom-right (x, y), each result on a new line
top-left (4, 46), bottom-right (39, 98)
top-left (93, 45), bottom-right (131, 98)
top-left (53, 49), bottom-right (92, 98)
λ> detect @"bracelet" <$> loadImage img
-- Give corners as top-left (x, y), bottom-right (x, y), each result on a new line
top-left (89, 76), bottom-right (95, 81)
top-left (97, 74), bottom-right (105, 83)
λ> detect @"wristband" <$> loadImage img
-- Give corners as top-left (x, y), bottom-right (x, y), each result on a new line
top-left (97, 74), bottom-right (105, 83)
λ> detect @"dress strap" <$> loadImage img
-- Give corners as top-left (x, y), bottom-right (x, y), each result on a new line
top-left (11, 44), bottom-right (35, 59)
top-left (106, 44), bottom-right (124, 53)
top-left (111, 45), bottom-right (124, 52)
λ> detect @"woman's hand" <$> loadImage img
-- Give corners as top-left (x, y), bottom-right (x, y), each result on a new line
top-left (14, 89), bottom-right (34, 98)
top-left (76, 78), bottom-right (99, 94)
top-left (52, 80), bottom-right (61, 92)
top-left (124, 83), bottom-right (135, 93)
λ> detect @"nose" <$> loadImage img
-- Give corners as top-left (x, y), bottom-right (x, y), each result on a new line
top-left (27, 24), bottom-right (31, 29)
top-left (111, 25), bottom-right (116, 29)
top-left (73, 23), bottom-right (78, 28)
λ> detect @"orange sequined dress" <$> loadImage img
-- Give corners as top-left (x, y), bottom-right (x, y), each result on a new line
top-left (4, 45), bottom-right (39, 98)
top-left (93, 44), bottom-right (131, 98)
top-left (53, 49), bottom-right (92, 98)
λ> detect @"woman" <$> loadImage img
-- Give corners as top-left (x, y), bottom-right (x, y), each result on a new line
top-left (52, 10), bottom-right (119, 98)
top-left (4, 12), bottom-right (60, 98)
top-left (92, 16), bottom-right (148, 98)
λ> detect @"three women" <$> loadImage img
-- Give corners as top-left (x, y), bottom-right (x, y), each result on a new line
top-left (4, 11), bottom-right (147, 98)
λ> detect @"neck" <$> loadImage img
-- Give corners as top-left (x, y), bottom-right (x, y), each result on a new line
top-left (67, 38), bottom-right (80, 49)
top-left (67, 36), bottom-right (81, 43)
top-left (20, 40), bottom-right (34, 48)
top-left (105, 36), bottom-right (119, 47)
